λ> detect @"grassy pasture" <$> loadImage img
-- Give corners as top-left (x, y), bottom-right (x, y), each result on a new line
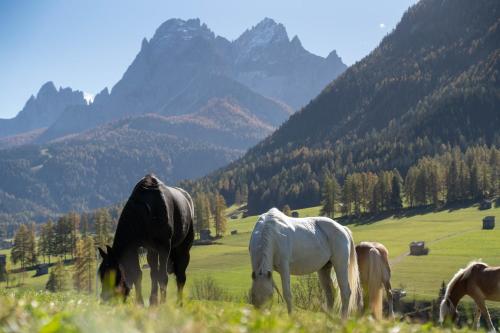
top-left (0, 290), bottom-right (482, 333)
top-left (4, 204), bottom-right (499, 305)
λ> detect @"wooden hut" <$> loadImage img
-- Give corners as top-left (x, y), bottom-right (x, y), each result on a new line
top-left (230, 230), bottom-right (238, 235)
top-left (482, 216), bottom-right (495, 230)
top-left (200, 229), bottom-right (212, 241)
top-left (409, 241), bottom-right (429, 256)
top-left (34, 264), bottom-right (49, 277)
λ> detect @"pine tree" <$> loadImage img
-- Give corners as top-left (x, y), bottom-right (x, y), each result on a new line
top-left (68, 212), bottom-right (81, 258)
top-left (11, 225), bottom-right (29, 270)
top-left (321, 176), bottom-right (341, 218)
top-left (26, 223), bottom-right (37, 267)
top-left (390, 170), bottom-right (403, 211)
top-left (94, 208), bottom-right (113, 248)
top-left (202, 195), bottom-right (212, 231)
top-left (214, 194), bottom-right (227, 237)
top-left (193, 194), bottom-right (205, 238)
top-left (73, 236), bottom-right (96, 293)
top-left (446, 158), bottom-right (459, 203)
top-left (46, 261), bottom-right (68, 292)
top-left (73, 238), bottom-right (85, 292)
top-left (342, 176), bottom-right (353, 216)
top-left (470, 160), bottom-right (482, 199)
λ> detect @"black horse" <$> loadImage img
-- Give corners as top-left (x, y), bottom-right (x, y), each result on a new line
top-left (98, 174), bottom-right (194, 305)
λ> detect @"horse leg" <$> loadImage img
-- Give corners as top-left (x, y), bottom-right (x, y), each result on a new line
top-left (158, 249), bottom-right (169, 304)
top-left (331, 253), bottom-right (352, 320)
top-left (147, 249), bottom-right (159, 306)
top-left (134, 268), bottom-right (144, 305)
top-left (473, 306), bottom-right (481, 330)
top-left (474, 297), bottom-right (496, 332)
top-left (122, 248), bottom-right (143, 305)
top-left (384, 279), bottom-right (394, 319)
top-left (171, 244), bottom-right (191, 306)
top-left (279, 264), bottom-right (293, 314)
top-left (317, 263), bottom-right (334, 311)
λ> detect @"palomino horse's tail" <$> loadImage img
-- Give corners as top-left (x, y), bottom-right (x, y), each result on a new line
top-left (367, 247), bottom-right (390, 320)
top-left (345, 227), bottom-right (362, 316)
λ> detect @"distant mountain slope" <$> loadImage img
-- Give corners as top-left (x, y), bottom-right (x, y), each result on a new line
top-left (185, 0), bottom-right (500, 214)
top-left (0, 17), bottom-right (348, 221)
top-left (0, 82), bottom-right (86, 138)
top-left (0, 121), bottom-right (241, 215)
top-left (35, 18), bottom-right (343, 142)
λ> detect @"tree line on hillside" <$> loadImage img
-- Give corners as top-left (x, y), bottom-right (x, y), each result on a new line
top-left (184, 145), bottom-right (499, 215)
top-left (192, 192), bottom-right (230, 239)
top-left (322, 146), bottom-right (499, 218)
top-left (8, 207), bottom-right (117, 292)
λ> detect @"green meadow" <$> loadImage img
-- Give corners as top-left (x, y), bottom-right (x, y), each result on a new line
top-left (1, 204), bottom-right (498, 332)
top-left (4, 204), bottom-right (499, 302)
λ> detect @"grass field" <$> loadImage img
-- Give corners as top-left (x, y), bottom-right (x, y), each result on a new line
top-left (1, 203), bottom-right (499, 332)
top-left (4, 204), bottom-right (499, 305)
top-left (0, 290), bottom-right (483, 333)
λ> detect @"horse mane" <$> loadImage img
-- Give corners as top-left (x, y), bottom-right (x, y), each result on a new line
top-left (444, 260), bottom-right (487, 300)
top-left (264, 208), bottom-right (288, 223)
top-left (253, 208), bottom-right (284, 272)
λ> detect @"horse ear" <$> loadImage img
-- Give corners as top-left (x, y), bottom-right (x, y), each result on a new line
top-left (106, 245), bottom-right (113, 256)
top-left (251, 272), bottom-right (256, 280)
top-left (98, 247), bottom-right (107, 258)
top-left (266, 271), bottom-right (272, 278)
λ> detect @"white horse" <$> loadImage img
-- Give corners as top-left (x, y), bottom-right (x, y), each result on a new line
top-left (249, 208), bottom-right (361, 318)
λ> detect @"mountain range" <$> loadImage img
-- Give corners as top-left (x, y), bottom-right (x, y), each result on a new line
top-left (185, 0), bottom-right (500, 214)
top-left (0, 18), bottom-right (346, 220)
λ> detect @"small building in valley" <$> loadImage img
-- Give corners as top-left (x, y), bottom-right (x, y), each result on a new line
top-left (482, 216), bottom-right (495, 230)
top-left (291, 211), bottom-right (299, 218)
top-left (0, 255), bottom-right (7, 281)
top-left (200, 229), bottom-right (212, 241)
top-left (34, 264), bottom-right (49, 277)
top-left (409, 241), bottom-right (429, 256)
top-left (480, 200), bottom-right (492, 210)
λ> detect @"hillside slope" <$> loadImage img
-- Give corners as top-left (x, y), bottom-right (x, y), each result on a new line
top-left (186, 0), bottom-right (500, 213)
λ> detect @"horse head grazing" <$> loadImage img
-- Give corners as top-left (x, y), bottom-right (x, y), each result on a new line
top-left (439, 297), bottom-right (458, 324)
top-left (250, 270), bottom-right (273, 308)
top-left (98, 245), bottom-right (130, 302)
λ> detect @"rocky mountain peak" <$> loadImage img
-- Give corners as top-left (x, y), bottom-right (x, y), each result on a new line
top-left (150, 18), bottom-right (215, 45)
top-left (37, 81), bottom-right (58, 98)
top-left (235, 17), bottom-right (289, 50)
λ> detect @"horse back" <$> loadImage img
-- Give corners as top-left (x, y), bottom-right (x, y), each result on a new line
top-left (161, 185), bottom-right (194, 247)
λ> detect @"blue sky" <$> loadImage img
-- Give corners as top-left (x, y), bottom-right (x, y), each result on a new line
top-left (0, 0), bottom-right (418, 119)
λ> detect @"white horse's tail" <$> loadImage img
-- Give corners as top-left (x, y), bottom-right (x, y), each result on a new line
top-left (345, 227), bottom-right (362, 315)
top-left (367, 247), bottom-right (387, 320)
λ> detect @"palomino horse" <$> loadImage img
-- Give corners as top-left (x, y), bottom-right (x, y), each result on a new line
top-left (98, 174), bottom-right (194, 305)
top-left (355, 242), bottom-right (394, 320)
top-left (249, 208), bottom-right (361, 319)
top-left (440, 261), bottom-right (500, 332)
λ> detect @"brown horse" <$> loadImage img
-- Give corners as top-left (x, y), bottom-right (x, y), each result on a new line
top-left (356, 242), bottom-right (394, 320)
top-left (440, 261), bottom-right (500, 332)
top-left (98, 174), bottom-right (194, 305)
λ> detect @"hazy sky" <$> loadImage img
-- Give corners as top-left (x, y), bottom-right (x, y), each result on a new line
top-left (0, 0), bottom-right (418, 119)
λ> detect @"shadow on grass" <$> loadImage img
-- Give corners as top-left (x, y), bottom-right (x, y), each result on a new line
top-left (339, 199), bottom-right (481, 226)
